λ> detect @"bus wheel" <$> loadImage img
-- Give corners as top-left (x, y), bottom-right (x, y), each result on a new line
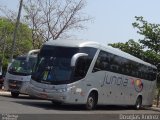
top-left (11, 92), bottom-right (19, 98)
top-left (86, 92), bottom-right (97, 110)
top-left (135, 96), bottom-right (142, 110)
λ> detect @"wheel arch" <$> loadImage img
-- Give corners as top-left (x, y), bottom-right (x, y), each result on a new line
top-left (136, 94), bottom-right (143, 104)
top-left (86, 88), bottom-right (99, 104)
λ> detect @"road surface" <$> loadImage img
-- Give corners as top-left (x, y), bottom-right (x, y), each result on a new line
top-left (0, 94), bottom-right (159, 120)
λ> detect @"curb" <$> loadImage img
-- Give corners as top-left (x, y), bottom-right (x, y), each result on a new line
top-left (144, 106), bottom-right (160, 112)
top-left (0, 86), bottom-right (10, 95)
top-left (0, 90), bottom-right (11, 95)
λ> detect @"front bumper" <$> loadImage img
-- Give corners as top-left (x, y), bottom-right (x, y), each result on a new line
top-left (28, 83), bottom-right (69, 102)
top-left (4, 79), bottom-right (29, 94)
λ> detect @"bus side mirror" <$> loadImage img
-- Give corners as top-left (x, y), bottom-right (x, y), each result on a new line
top-left (26, 49), bottom-right (40, 62)
top-left (71, 53), bottom-right (88, 67)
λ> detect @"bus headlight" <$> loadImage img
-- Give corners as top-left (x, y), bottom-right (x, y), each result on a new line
top-left (56, 88), bottom-right (68, 93)
top-left (56, 86), bottom-right (75, 93)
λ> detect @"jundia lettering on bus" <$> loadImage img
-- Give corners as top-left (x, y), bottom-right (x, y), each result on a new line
top-left (104, 74), bottom-right (128, 87)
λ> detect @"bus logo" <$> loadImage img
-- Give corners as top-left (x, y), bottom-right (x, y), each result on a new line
top-left (132, 79), bottom-right (143, 92)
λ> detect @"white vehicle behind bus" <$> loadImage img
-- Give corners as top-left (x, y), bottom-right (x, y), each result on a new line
top-left (28, 40), bottom-right (158, 110)
top-left (4, 49), bottom-right (39, 97)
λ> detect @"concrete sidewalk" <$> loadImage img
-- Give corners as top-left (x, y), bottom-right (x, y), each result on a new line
top-left (0, 88), bottom-right (10, 95)
top-left (146, 105), bottom-right (160, 112)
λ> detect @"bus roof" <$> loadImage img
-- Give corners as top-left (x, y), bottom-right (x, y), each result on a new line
top-left (45, 39), bottom-right (99, 48)
top-left (44, 39), bottom-right (156, 69)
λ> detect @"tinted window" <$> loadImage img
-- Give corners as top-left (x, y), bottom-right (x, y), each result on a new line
top-left (8, 56), bottom-right (37, 76)
top-left (93, 50), bottom-right (157, 81)
top-left (32, 46), bottom-right (97, 85)
top-left (93, 51), bottom-right (110, 72)
top-left (73, 47), bottom-right (97, 81)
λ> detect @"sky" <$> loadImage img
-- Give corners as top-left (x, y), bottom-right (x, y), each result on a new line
top-left (0, 0), bottom-right (160, 45)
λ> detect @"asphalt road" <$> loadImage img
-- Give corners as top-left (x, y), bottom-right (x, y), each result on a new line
top-left (0, 94), bottom-right (159, 120)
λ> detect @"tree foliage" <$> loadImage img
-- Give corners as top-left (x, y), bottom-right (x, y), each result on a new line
top-left (109, 39), bottom-right (144, 61)
top-left (143, 50), bottom-right (160, 65)
top-left (109, 39), bottom-right (144, 59)
top-left (0, 0), bottom-right (91, 71)
top-left (109, 16), bottom-right (160, 66)
top-left (132, 16), bottom-right (160, 54)
top-left (109, 39), bottom-right (160, 65)
top-left (0, 0), bottom-right (91, 49)
top-left (0, 17), bottom-right (32, 67)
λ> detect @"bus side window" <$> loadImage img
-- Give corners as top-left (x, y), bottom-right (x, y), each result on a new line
top-left (74, 57), bottom-right (90, 79)
top-left (93, 57), bottom-right (102, 72)
top-left (109, 55), bottom-right (120, 72)
top-left (153, 68), bottom-right (157, 80)
top-left (92, 51), bottom-right (109, 72)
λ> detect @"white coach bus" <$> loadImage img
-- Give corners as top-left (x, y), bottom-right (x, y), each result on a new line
top-left (28, 40), bottom-right (157, 110)
top-left (4, 49), bottom-right (39, 97)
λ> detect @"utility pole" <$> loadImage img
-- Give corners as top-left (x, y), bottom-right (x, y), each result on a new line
top-left (10, 0), bottom-right (23, 62)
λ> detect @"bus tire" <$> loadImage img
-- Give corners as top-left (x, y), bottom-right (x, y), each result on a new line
top-left (135, 96), bottom-right (142, 110)
top-left (86, 92), bottom-right (97, 110)
top-left (11, 92), bottom-right (19, 98)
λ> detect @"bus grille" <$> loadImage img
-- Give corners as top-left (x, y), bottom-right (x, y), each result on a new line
top-left (8, 80), bottom-right (22, 91)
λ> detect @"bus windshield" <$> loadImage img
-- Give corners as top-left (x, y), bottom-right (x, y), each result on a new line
top-left (32, 46), bottom-right (78, 85)
top-left (8, 56), bottom-right (37, 76)
top-left (31, 46), bottom-right (97, 85)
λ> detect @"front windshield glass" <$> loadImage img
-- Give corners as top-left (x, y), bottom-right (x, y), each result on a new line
top-left (32, 46), bottom-right (78, 84)
top-left (32, 45), bottom-right (97, 85)
top-left (8, 57), bottom-right (37, 76)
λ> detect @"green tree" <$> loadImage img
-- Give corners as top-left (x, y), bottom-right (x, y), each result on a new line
top-left (109, 39), bottom-right (144, 59)
top-left (143, 50), bottom-right (160, 65)
top-left (109, 39), bottom-right (160, 65)
top-left (132, 16), bottom-right (160, 54)
top-left (0, 17), bottom-right (33, 70)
